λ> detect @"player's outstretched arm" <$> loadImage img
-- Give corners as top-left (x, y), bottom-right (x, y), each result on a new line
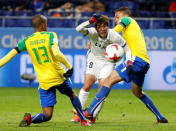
top-left (76, 13), bottom-right (101, 35)
top-left (0, 48), bottom-right (18, 67)
top-left (75, 20), bottom-right (90, 35)
top-left (113, 17), bottom-right (131, 33)
top-left (123, 44), bottom-right (133, 74)
top-left (51, 44), bottom-right (72, 70)
top-left (113, 24), bottom-right (124, 33)
top-left (123, 44), bottom-right (132, 62)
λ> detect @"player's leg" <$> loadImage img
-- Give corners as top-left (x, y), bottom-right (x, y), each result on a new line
top-left (90, 78), bottom-right (107, 123)
top-left (31, 87), bottom-right (56, 123)
top-left (79, 74), bottom-right (96, 108)
top-left (72, 55), bottom-right (97, 122)
top-left (91, 62), bottom-right (114, 122)
top-left (32, 106), bottom-right (53, 123)
top-left (131, 58), bottom-right (168, 123)
top-left (72, 74), bottom-right (96, 122)
top-left (85, 70), bottom-right (122, 116)
top-left (131, 82), bottom-right (168, 123)
top-left (78, 56), bottom-right (97, 108)
top-left (57, 78), bottom-right (89, 126)
top-left (19, 87), bottom-right (56, 127)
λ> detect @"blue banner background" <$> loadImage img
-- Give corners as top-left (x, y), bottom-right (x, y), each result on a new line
top-left (0, 28), bottom-right (176, 90)
top-left (0, 49), bottom-right (130, 89)
top-left (0, 28), bottom-right (176, 50)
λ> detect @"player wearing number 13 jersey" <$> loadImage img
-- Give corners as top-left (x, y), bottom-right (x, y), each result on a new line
top-left (0, 15), bottom-right (90, 126)
top-left (18, 31), bottom-right (66, 90)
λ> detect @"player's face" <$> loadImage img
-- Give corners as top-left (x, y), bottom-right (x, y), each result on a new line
top-left (115, 11), bottom-right (124, 24)
top-left (96, 23), bottom-right (109, 38)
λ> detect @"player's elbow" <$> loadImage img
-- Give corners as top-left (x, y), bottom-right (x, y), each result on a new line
top-left (76, 26), bottom-right (81, 32)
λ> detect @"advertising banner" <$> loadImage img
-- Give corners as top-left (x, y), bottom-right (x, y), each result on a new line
top-left (0, 28), bottom-right (176, 51)
top-left (0, 49), bottom-right (130, 89)
top-left (0, 28), bottom-right (176, 90)
top-left (0, 48), bottom-right (176, 90)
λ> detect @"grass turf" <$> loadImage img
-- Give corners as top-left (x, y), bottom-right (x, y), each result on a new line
top-left (0, 88), bottom-right (175, 131)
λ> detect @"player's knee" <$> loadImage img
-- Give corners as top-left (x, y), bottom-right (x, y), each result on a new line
top-left (59, 88), bottom-right (74, 98)
top-left (46, 115), bottom-right (52, 121)
top-left (66, 91), bottom-right (74, 98)
top-left (132, 89), bottom-right (143, 98)
top-left (103, 76), bottom-right (113, 87)
top-left (83, 85), bottom-right (91, 92)
top-left (44, 113), bottom-right (53, 121)
top-left (64, 90), bottom-right (75, 99)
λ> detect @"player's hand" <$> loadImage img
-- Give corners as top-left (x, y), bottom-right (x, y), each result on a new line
top-left (63, 68), bottom-right (73, 78)
top-left (89, 13), bottom-right (101, 24)
top-left (126, 60), bottom-right (133, 75)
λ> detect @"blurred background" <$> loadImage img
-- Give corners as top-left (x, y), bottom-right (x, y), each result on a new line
top-left (0, 0), bottom-right (176, 91)
top-left (0, 0), bottom-right (176, 28)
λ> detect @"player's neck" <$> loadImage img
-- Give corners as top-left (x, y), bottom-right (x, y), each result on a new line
top-left (34, 28), bottom-right (47, 33)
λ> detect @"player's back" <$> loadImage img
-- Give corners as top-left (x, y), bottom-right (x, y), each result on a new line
top-left (120, 17), bottom-right (150, 64)
top-left (21, 32), bottom-right (65, 90)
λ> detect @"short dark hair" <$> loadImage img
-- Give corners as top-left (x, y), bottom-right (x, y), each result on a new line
top-left (115, 7), bottom-right (132, 16)
top-left (94, 15), bottom-right (109, 29)
top-left (32, 15), bottom-right (47, 28)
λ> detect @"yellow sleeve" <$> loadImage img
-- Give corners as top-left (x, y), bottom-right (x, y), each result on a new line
top-left (51, 43), bottom-right (72, 69)
top-left (113, 24), bottom-right (125, 33)
top-left (49, 32), bottom-right (58, 48)
top-left (0, 49), bottom-right (18, 67)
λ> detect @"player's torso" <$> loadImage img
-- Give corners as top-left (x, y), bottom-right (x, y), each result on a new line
top-left (25, 32), bottom-right (65, 89)
top-left (89, 28), bottom-right (123, 60)
top-left (122, 18), bottom-right (150, 64)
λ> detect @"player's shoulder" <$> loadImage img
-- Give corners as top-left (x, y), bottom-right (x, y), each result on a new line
top-left (47, 31), bottom-right (57, 35)
top-left (43, 32), bottom-right (57, 39)
top-left (109, 29), bottom-right (121, 37)
top-left (21, 33), bottom-right (35, 43)
top-left (120, 17), bottom-right (131, 26)
top-left (39, 31), bottom-right (57, 36)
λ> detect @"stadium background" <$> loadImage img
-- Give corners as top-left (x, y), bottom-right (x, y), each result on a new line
top-left (0, 0), bottom-right (176, 91)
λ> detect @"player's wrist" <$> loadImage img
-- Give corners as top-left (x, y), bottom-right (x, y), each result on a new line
top-left (89, 17), bottom-right (96, 24)
top-left (126, 60), bottom-right (133, 67)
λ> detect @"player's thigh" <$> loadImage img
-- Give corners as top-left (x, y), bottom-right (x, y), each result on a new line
top-left (98, 62), bottom-right (114, 90)
top-left (83, 74), bottom-right (96, 91)
top-left (57, 78), bottom-right (76, 98)
top-left (85, 55), bottom-right (104, 81)
top-left (38, 87), bottom-right (57, 108)
top-left (103, 70), bottom-right (122, 87)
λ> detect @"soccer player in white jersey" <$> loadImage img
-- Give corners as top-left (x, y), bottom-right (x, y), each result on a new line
top-left (71, 14), bottom-right (132, 123)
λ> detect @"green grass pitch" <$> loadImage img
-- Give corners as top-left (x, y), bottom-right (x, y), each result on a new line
top-left (0, 88), bottom-right (176, 131)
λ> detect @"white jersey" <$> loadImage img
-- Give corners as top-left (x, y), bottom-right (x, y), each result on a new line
top-left (76, 20), bottom-right (132, 79)
top-left (76, 21), bottom-right (132, 62)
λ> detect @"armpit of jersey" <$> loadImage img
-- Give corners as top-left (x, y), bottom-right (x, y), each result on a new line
top-left (83, 30), bottom-right (89, 36)
top-left (119, 17), bottom-right (131, 28)
top-left (49, 32), bottom-right (58, 48)
top-left (17, 38), bottom-right (27, 52)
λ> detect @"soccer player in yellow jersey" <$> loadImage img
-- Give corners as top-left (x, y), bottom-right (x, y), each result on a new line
top-left (0, 15), bottom-right (89, 126)
top-left (84, 7), bottom-right (168, 123)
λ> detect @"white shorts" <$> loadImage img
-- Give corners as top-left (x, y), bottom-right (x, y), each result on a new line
top-left (86, 53), bottom-right (114, 80)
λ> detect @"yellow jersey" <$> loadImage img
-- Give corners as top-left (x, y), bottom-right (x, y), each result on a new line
top-left (17, 32), bottom-right (66, 90)
top-left (113, 17), bottom-right (150, 64)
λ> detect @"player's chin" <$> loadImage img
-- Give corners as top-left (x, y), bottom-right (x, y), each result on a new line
top-left (100, 33), bottom-right (107, 38)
